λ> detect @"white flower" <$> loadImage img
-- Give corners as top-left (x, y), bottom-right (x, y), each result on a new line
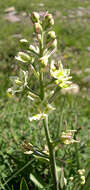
top-left (20, 39), bottom-right (28, 43)
top-left (15, 52), bottom-right (31, 63)
top-left (29, 45), bottom-right (39, 54)
top-left (19, 69), bottom-right (28, 87)
top-left (29, 113), bottom-right (47, 122)
top-left (8, 69), bottom-right (28, 96)
top-left (39, 56), bottom-right (48, 66)
top-left (78, 169), bottom-right (85, 175)
top-left (69, 177), bottom-right (74, 181)
top-left (61, 130), bottom-right (79, 145)
top-left (80, 176), bottom-right (85, 185)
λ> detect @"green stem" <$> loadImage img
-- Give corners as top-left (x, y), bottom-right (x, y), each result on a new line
top-left (39, 30), bottom-right (59, 189)
top-left (39, 31), bottom-right (44, 100)
top-left (39, 71), bottom-right (44, 100)
top-left (75, 143), bottom-right (80, 169)
top-left (74, 133), bottom-right (80, 169)
top-left (43, 117), bottom-right (59, 190)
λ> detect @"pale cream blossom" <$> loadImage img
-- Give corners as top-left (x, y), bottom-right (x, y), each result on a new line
top-left (29, 113), bottom-right (47, 122)
top-left (78, 169), bottom-right (85, 175)
top-left (15, 52), bottom-right (31, 63)
top-left (61, 130), bottom-right (79, 145)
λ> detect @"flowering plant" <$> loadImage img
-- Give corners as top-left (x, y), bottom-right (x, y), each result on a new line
top-left (8, 12), bottom-right (85, 190)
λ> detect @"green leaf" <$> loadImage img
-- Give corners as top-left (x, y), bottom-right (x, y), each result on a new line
top-left (57, 167), bottom-right (67, 189)
top-left (33, 150), bottom-right (49, 163)
top-left (56, 164), bottom-right (61, 188)
top-left (12, 185), bottom-right (14, 190)
top-left (20, 177), bottom-right (29, 190)
top-left (34, 154), bottom-right (49, 163)
top-left (30, 173), bottom-right (44, 189)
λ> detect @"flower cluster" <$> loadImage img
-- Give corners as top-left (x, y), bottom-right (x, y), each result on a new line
top-left (8, 12), bottom-right (72, 121)
top-left (60, 130), bottom-right (79, 145)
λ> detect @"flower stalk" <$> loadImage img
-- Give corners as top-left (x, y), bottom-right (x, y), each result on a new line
top-left (43, 117), bottom-right (59, 190)
top-left (39, 22), bottom-right (59, 189)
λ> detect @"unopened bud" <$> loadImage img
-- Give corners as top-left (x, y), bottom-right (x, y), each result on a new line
top-left (48, 31), bottom-right (56, 39)
top-left (34, 23), bottom-right (42, 34)
top-left (46, 31), bottom-right (56, 44)
top-left (31, 12), bottom-right (40, 23)
top-left (44, 13), bottom-right (54, 29)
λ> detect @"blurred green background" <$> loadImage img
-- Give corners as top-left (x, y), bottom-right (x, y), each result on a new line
top-left (0, 0), bottom-right (90, 189)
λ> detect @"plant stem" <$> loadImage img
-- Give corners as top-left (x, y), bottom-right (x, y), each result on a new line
top-left (75, 143), bottom-right (80, 169)
top-left (43, 117), bottom-right (59, 190)
top-left (74, 133), bottom-right (80, 169)
top-left (39, 31), bottom-right (44, 100)
top-left (39, 71), bottom-right (44, 100)
top-left (39, 30), bottom-right (59, 189)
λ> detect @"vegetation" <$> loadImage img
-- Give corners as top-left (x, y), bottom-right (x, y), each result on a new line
top-left (0, 0), bottom-right (90, 189)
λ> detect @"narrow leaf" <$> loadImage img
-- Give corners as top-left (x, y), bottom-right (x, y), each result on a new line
top-left (20, 177), bottom-right (29, 190)
top-left (30, 173), bottom-right (44, 189)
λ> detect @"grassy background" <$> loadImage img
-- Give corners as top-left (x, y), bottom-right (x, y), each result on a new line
top-left (0, 0), bottom-right (90, 189)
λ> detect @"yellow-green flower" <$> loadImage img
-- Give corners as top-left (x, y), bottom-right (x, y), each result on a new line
top-left (50, 61), bottom-right (72, 88)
